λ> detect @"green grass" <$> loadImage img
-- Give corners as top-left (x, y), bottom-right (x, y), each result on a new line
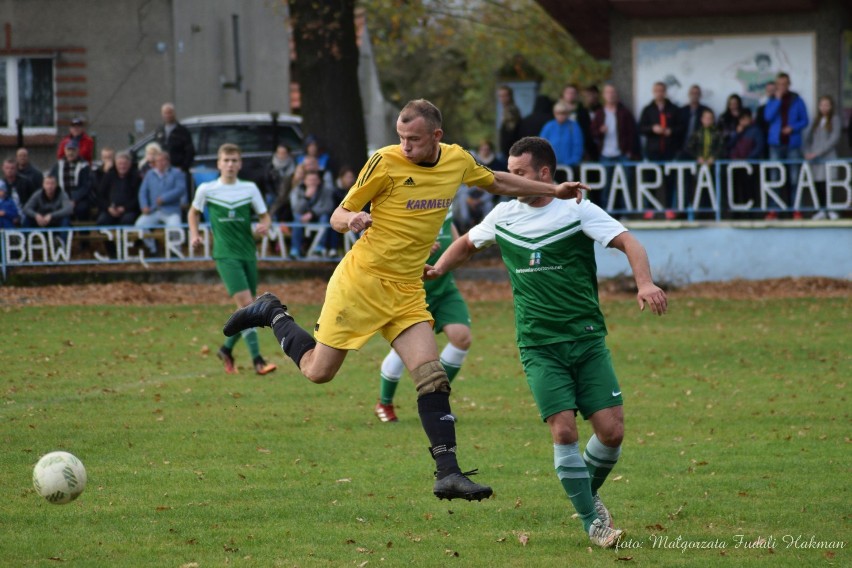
top-left (1, 297), bottom-right (849, 567)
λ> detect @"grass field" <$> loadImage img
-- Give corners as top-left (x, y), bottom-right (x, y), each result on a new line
top-left (1, 296), bottom-right (849, 567)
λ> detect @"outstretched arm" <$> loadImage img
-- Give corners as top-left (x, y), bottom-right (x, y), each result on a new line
top-left (423, 233), bottom-right (481, 280)
top-left (608, 231), bottom-right (668, 315)
top-left (484, 171), bottom-right (587, 202)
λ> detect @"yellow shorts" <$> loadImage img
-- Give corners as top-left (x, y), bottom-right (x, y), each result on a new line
top-left (315, 254), bottom-right (434, 350)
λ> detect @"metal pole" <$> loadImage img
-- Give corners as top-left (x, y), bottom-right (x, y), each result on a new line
top-left (231, 14), bottom-right (242, 93)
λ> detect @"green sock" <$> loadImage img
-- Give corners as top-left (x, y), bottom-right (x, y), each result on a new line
top-left (439, 343), bottom-right (467, 383)
top-left (223, 334), bottom-right (240, 351)
top-left (555, 443), bottom-right (597, 532)
top-left (442, 362), bottom-right (461, 383)
top-left (379, 350), bottom-right (404, 405)
top-left (243, 329), bottom-right (261, 359)
top-left (583, 434), bottom-right (622, 494)
top-left (379, 373), bottom-right (400, 405)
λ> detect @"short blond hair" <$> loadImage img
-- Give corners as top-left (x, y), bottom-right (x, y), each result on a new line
top-left (553, 100), bottom-right (571, 114)
top-left (218, 143), bottom-right (241, 157)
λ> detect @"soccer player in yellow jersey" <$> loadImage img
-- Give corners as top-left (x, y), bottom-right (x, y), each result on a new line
top-left (223, 99), bottom-right (588, 501)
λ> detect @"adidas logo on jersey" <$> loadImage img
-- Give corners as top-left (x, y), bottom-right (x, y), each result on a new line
top-left (403, 177), bottom-right (416, 186)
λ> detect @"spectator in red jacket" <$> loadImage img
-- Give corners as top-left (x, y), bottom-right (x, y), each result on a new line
top-left (639, 82), bottom-right (682, 219)
top-left (56, 116), bottom-right (95, 164)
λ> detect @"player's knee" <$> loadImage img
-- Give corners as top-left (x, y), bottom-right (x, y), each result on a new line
top-left (302, 361), bottom-right (336, 384)
top-left (597, 424), bottom-right (624, 447)
top-left (305, 369), bottom-right (334, 384)
top-left (445, 326), bottom-right (472, 351)
top-left (411, 360), bottom-right (450, 396)
top-left (547, 411), bottom-right (579, 444)
top-left (451, 334), bottom-right (471, 351)
top-left (550, 424), bottom-right (579, 445)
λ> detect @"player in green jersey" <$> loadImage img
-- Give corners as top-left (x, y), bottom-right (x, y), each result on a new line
top-left (424, 137), bottom-right (668, 549)
top-left (188, 143), bottom-right (277, 375)
top-left (374, 207), bottom-right (471, 422)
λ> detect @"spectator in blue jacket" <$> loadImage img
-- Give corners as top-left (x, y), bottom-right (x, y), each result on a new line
top-left (762, 72), bottom-right (808, 218)
top-left (763, 73), bottom-right (809, 154)
top-left (540, 100), bottom-right (584, 169)
top-left (0, 180), bottom-right (20, 228)
top-left (134, 150), bottom-right (186, 253)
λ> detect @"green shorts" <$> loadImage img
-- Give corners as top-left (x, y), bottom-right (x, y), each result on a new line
top-left (215, 257), bottom-right (258, 297)
top-left (519, 337), bottom-right (623, 422)
top-left (426, 286), bottom-right (471, 334)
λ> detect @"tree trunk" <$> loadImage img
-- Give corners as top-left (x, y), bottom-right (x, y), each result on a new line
top-left (289, 0), bottom-right (368, 174)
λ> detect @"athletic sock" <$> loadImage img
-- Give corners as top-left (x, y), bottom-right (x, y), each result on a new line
top-left (439, 343), bottom-right (468, 383)
top-left (418, 391), bottom-right (461, 479)
top-left (242, 328), bottom-right (261, 359)
top-left (270, 312), bottom-right (316, 367)
top-left (583, 434), bottom-right (622, 495)
top-left (554, 442), bottom-right (597, 531)
top-left (223, 333), bottom-right (240, 351)
top-left (379, 349), bottom-right (404, 405)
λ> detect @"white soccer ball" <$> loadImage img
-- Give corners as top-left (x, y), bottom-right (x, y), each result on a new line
top-left (32, 451), bottom-right (87, 505)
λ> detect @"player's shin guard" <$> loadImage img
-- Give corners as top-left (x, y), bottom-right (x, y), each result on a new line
top-left (555, 442), bottom-right (597, 531)
top-left (583, 434), bottom-right (622, 494)
top-left (271, 312), bottom-right (316, 367)
top-left (413, 361), bottom-right (460, 479)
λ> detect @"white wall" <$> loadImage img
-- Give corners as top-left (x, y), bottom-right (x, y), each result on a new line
top-left (595, 222), bottom-right (852, 284)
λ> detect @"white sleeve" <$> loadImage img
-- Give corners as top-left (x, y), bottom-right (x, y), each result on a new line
top-left (191, 183), bottom-right (208, 211)
top-left (467, 202), bottom-right (503, 249)
top-left (251, 184), bottom-right (268, 215)
top-left (579, 200), bottom-right (627, 247)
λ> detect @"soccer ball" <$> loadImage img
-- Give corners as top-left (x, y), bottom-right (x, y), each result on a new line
top-left (32, 451), bottom-right (87, 505)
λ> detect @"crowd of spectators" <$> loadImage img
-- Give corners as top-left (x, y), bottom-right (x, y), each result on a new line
top-left (0, 99), bottom-right (352, 259)
top-left (262, 136), bottom-right (349, 259)
top-left (0, 105), bottom-right (197, 248)
top-left (496, 72), bottom-right (850, 220)
top-left (0, 78), bottom-right (848, 245)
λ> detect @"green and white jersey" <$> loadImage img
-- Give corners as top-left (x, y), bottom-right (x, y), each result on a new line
top-left (192, 178), bottom-right (267, 260)
top-left (424, 207), bottom-right (456, 298)
top-left (468, 198), bottom-right (626, 347)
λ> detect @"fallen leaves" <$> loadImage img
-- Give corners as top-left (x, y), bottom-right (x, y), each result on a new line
top-left (6, 277), bottom-right (845, 307)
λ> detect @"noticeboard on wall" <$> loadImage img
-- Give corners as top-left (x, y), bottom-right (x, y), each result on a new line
top-left (633, 33), bottom-right (816, 117)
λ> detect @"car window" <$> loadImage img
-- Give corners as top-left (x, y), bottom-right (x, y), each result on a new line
top-left (202, 124), bottom-right (302, 155)
top-left (189, 127), bottom-right (203, 156)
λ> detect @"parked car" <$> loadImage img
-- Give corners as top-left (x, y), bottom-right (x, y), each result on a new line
top-left (126, 112), bottom-right (303, 190)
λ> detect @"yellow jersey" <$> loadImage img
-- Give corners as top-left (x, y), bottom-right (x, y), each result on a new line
top-left (341, 143), bottom-right (494, 282)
